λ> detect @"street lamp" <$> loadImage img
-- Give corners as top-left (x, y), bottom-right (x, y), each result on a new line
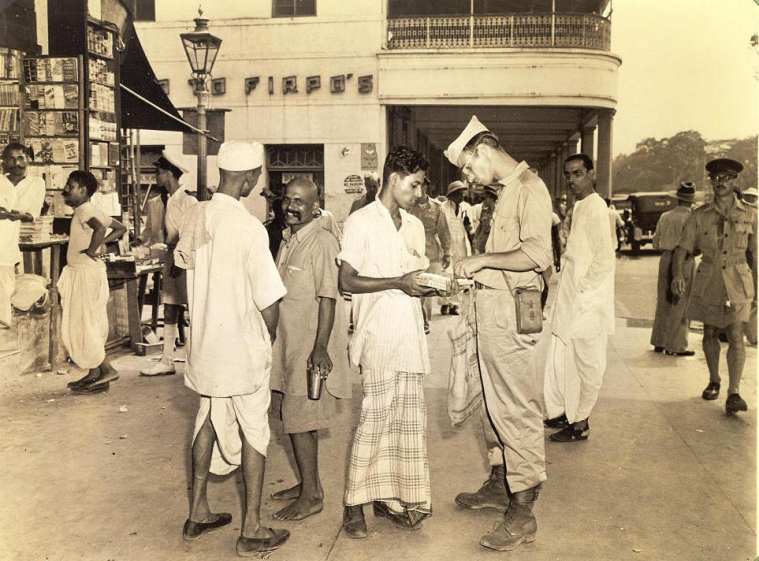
top-left (180, 8), bottom-right (222, 201)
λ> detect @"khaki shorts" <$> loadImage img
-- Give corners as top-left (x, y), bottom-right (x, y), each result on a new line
top-left (162, 264), bottom-right (188, 306)
top-left (281, 391), bottom-right (340, 434)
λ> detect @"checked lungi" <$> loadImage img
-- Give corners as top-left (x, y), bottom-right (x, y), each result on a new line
top-left (344, 368), bottom-right (431, 514)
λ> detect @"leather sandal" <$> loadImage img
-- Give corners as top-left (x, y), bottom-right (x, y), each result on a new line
top-left (236, 528), bottom-right (290, 555)
top-left (182, 512), bottom-right (232, 541)
top-left (372, 501), bottom-right (424, 531)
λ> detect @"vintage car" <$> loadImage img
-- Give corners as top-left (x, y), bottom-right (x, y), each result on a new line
top-left (626, 192), bottom-right (678, 253)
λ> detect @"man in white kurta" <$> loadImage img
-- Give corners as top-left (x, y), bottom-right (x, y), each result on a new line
top-left (544, 154), bottom-right (615, 442)
top-left (174, 142), bottom-right (290, 554)
top-left (339, 146), bottom-right (434, 539)
top-left (0, 143), bottom-right (45, 327)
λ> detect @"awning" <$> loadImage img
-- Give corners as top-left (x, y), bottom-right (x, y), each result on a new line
top-left (119, 20), bottom-right (196, 133)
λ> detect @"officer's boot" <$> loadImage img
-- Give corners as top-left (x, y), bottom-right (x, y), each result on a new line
top-left (455, 465), bottom-right (509, 512)
top-left (480, 484), bottom-right (540, 552)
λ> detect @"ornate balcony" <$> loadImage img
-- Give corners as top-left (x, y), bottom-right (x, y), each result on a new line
top-left (386, 13), bottom-right (611, 51)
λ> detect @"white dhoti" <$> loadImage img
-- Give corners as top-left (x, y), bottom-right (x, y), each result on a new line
top-left (543, 334), bottom-right (608, 423)
top-left (0, 266), bottom-right (14, 328)
top-left (192, 383), bottom-right (271, 476)
top-left (57, 263), bottom-right (109, 369)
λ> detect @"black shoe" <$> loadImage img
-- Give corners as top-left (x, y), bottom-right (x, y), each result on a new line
top-left (549, 420), bottom-right (589, 442)
top-left (182, 513), bottom-right (232, 541)
top-left (448, 306), bottom-right (460, 316)
top-left (440, 305), bottom-right (450, 315)
top-left (372, 501), bottom-right (424, 531)
top-left (236, 528), bottom-right (290, 555)
top-left (664, 350), bottom-right (695, 356)
top-left (702, 382), bottom-right (720, 401)
top-left (726, 393), bottom-right (748, 416)
top-left (653, 346), bottom-right (664, 353)
top-left (342, 505), bottom-right (368, 539)
top-left (543, 414), bottom-right (569, 429)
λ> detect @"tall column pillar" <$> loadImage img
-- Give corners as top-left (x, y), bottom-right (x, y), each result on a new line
top-left (567, 138), bottom-right (578, 156)
top-left (596, 109), bottom-right (614, 198)
top-left (581, 125), bottom-right (595, 159)
top-left (553, 150), bottom-right (563, 199)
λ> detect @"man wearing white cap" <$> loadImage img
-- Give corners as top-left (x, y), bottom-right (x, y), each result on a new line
top-left (141, 151), bottom-right (197, 376)
top-left (447, 116), bottom-right (552, 552)
top-left (439, 180), bottom-right (472, 315)
top-left (174, 141), bottom-right (290, 555)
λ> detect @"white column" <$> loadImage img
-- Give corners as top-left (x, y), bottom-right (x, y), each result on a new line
top-left (596, 110), bottom-right (614, 198)
top-left (581, 125), bottom-right (595, 160)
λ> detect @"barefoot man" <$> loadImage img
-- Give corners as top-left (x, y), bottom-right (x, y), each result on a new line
top-left (270, 177), bottom-right (351, 521)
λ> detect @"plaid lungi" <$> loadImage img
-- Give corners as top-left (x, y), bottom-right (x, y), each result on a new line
top-left (344, 369), bottom-right (431, 513)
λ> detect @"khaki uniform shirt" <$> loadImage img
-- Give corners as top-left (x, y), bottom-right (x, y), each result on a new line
top-left (677, 195), bottom-right (756, 306)
top-left (409, 197), bottom-right (450, 264)
top-left (474, 162), bottom-right (553, 291)
top-left (271, 219), bottom-right (351, 399)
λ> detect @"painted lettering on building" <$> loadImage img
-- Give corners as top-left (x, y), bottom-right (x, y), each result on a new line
top-left (243, 74), bottom-right (373, 95)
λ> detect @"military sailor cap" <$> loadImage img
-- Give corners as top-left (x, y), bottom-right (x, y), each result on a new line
top-left (445, 116), bottom-right (490, 168)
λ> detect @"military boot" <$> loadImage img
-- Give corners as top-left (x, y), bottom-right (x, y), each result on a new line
top-left (454, 465), bottom-right (509, 512)
top-left (480, 484), bottom-right (540, 552)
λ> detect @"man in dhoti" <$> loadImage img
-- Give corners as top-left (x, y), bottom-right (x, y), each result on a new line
top-left (450, 116), bottom-right (552, 552)
top-left (543, 154), bottom-right (615, 442)
top-left (672, 158), bottom-right (757, 416)
top-left (174, 142), bottom-right (290, 555)
top-left (0, 143), bottom-right (45, 328)
top-left (269, 177), bottom-right (351, 521)
top-left (141, 151), bottom-right (197, 376)
top-left (650, 182), bottom-right (696, 356)
top-left (440, 180), bottom-right (472, 315)
top-left (339, 146), bottom-right (435, 538)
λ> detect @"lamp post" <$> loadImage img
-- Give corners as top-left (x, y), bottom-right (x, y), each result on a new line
top-left (180, 8), bottom-right (222, 201)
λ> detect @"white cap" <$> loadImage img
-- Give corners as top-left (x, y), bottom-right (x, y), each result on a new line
top-left (155, 150), bottom-right (189, 174)
top-left (743, 187), bottom-right (758, 197)
top-left (444, 115), bottom-right (490, 167)
top-left (218, 141), bottom-right (264, 172)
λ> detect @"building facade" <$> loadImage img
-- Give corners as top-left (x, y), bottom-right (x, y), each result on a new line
top-left (133, 0), bottom-right (621, 222)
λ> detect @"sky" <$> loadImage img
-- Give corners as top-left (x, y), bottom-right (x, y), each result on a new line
top-left (150, 0), bottom-right (759, 157)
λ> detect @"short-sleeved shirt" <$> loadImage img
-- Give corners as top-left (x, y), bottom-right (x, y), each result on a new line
top-left (338, 200), bottom-right (430, 373)
top-left (181, 192), bottom-right (287, 397)
top-left (677, 195), bottom-right (756, 306)
top-left (409, 197), bottom-right (450, 264)
top-left (653, 206), bottom-right (690, 251)
top-left (165, 185), bottom-right (198, 246)
top-left (475, 162), bottom-right (553, 291)
top-left (271, 219), bottom-right (351, 398)
top-left (0, 174), bottom-right (46, 266)
top-left (66, 201), bottom-right (111, 267)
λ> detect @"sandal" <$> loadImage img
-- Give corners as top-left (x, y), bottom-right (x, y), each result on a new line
top-left (236, 527), bottom-right (290, 555)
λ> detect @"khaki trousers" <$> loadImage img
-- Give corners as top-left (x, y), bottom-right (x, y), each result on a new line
top-left (475, 289), bottom-right (547, 493)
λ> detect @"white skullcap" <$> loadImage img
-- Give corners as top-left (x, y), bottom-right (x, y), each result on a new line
top-left (156, 150), bottom-right (189, 174)
top-left (444, 115), bottom-right (490, 168)
top-left (217, 141), bottom-right (264, 172)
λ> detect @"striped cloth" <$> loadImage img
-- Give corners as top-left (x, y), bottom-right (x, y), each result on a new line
top-left (344, 368), bottom-right (431, 514)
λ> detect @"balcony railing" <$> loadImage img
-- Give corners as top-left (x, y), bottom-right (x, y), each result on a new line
top-left (386, 13), bottom-right (611, 51)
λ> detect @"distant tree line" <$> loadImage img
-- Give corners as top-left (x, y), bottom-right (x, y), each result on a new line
top-left (612, 131), bottom-right (758, 194)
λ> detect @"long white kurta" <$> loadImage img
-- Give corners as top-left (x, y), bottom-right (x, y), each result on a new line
top-left (544, 192), bottom-right (615, 423)
top-left (175, 192), bottom-right (286, 473)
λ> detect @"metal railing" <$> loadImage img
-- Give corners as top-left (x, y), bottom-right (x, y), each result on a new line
top-left (386, 13), bottom-right (611, 51)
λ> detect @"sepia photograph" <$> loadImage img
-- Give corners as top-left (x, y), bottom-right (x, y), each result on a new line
top-left (0, 0), bottom-right (757, 559)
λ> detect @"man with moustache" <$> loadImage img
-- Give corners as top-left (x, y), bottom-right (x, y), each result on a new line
top-left (339, 146), bottom-right (435, 538)
top-left (448, 116), bottom-right (552, 552)
top-left (543, 154), bottom-right (615, 442)
top-left (0, 143), bottom-right (45, 328)
top-left (269, 177), bottom-right (351, 521)
top-left (672, 158), bottom-right (757, 416)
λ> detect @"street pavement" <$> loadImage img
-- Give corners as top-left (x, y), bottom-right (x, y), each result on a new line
top-left (0, 254), bottom-right (755, 561)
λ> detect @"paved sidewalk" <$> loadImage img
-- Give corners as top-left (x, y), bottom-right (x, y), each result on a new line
top-left (0, 312), bottom-right (755, 561)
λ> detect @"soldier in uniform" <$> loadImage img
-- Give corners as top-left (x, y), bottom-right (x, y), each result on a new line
top-left (672, 158), bottom-right (757, 416)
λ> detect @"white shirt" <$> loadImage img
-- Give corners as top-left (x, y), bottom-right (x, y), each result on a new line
top-left (165, 184), bottom-right (198, 246)
top-left (338, 200), bottom-right (430, 373)
top-left (552, 192), bottom-right (616, 342)
top-left (440, 199), bottom-right (471, 261)
top-left (0, 174), bottom-right (45, 266)
top-left (66, 201), bottom-right (111, 267)
top-left (179, 192), bottom-right (287, 397)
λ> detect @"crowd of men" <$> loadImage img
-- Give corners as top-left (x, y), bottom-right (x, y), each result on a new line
top-left (0, 111), bottom-right (755, 555)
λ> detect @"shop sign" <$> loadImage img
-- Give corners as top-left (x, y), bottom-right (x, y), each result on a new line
top-left (361, 143), bottom-right (378, 170)
top-left (244, 74), bottom-right (373, 95)
top-left (343, 174), bottom-right (364, 194)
